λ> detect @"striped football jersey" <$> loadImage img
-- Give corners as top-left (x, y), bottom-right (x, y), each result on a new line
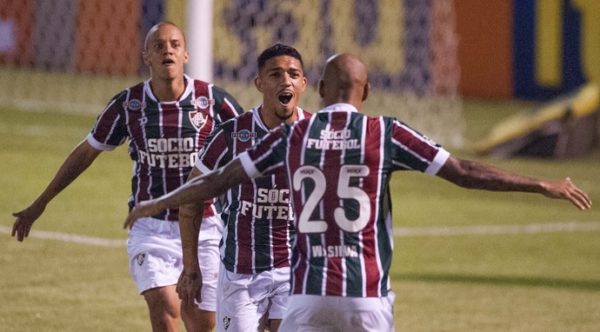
top-left (87, 75), bottom-right (244, 221)
top-left (240, 103), bottom-right (450, 297)
top-left (196, 106), bottom-right (311, 274)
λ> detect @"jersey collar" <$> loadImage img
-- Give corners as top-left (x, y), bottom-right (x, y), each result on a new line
top-left (143, 74), bottom-right (194, 103)
top-left (252, 105), bottom-right (307, 131)
top-left (321, 103), bottom-right (358, 113)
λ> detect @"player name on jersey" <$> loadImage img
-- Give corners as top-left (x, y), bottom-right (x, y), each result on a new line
top-left (311, 244), bottom-right (359, 258)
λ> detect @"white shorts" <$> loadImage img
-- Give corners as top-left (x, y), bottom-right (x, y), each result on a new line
top-left (216, 264), bottom-right (291, 332)
top-left (126, 216), bottom-right (223, 311)
top-left (279, 293), bottom-right (396, 332)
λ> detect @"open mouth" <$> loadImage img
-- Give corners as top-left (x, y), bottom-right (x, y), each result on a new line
top-left (162, 59), bottom-right (175, 65)
top-left (278, 92), bottom-right (293, 105)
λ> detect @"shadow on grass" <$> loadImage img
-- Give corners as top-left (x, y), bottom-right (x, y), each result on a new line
top-left (396, 273), bottom-right (600, 291)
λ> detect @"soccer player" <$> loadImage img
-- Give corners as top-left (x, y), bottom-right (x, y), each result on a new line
top-left (12, 22), bottom-right (244, 332)
top-left (175, 43), bottom-right (309, 332)
top-left (123, 53), bottom-right (592, 331)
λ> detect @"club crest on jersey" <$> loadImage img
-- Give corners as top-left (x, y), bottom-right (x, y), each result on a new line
top-left (123, 99), bottom-right (145, 111)
top-left (189, 111), bottom-right (208, 130)
top-left (222, 317), bottom-right (231, 330)
top-left (231, 129), bottom-right (257, 142)
top-left (193, 96), bottom-right (215, 109)
top-left (136, 253), bottom-right (146, 266)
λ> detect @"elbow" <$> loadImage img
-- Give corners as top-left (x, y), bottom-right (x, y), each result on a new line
top-left (440, 158), bottom-right (476, 189)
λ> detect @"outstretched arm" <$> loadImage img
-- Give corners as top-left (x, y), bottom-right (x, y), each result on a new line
top-left (437, 156), bottom-right (592, 210)
top-left (124, 157), bottom-right (250, 228)
top-left (12, 140), bottom-right (102, 241)
top-left (176, 167), bottom-right (207, 307)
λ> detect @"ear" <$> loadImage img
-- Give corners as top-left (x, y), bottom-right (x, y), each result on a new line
top-left (254, 75), bottom-right (262, 93)
top-left (362, 82), bottom-right (370, 101)
top-left (142, 51), bottom-right (150, 66)
top-left (318, 80), bottom-right (325, 98)
top-left (183, 50), bottom-right (190, 64)
top-left (299, 75), bottom-right (307, 93)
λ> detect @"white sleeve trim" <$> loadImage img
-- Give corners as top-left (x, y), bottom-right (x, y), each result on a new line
top-left (238, 151), bottom-right (261, 178)
top-left (86, 133), bottom-right (118, 151)
top-left (424, 149), bottom-right (450, 176)
top-left (194, 157), bottom-right (213, 174)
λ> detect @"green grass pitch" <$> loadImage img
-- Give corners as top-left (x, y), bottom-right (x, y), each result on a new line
top-left (1, 102), bottom-right (599, 331)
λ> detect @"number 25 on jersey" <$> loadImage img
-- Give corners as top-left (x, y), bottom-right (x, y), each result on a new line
top-left (293, 165), bottom-right (371, 234)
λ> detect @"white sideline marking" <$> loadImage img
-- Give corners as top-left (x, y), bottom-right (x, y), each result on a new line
top-left (1, 222), bottom-right (599, 247)
top-left (393, 221), bottom-right (600, 237)
top-left (0, 225), bottom-right (125, 247)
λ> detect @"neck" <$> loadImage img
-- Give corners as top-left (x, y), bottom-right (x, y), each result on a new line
top-left (259, 106), bottom-right (298, 129)
top-left (323, 92), bottom-right (362, 110)
top-left (150, 76), bottom-right (186, 101)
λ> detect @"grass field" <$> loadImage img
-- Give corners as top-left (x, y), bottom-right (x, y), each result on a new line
top-left (1, 99), bottom-right (599, 331)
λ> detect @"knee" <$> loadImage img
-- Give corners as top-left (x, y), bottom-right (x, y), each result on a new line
top-left (181, 306), bottom-right (216, 332)
top-left (143, 287), bottom-right (181, 322)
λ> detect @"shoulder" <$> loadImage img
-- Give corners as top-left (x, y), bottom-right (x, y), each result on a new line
top-left (102, 88), bottom-right (131, 112)
top-left (218, 117), bottom-right (236, 132)
top-left (300, 108), bottom-right (313, 118)
top-left (198, 80), bottom-right (234, 99)
top-left (121, 81), bottom-right (145, 100)
top-left (107, 84), bottom-right (137, 103)
top-left (215, 110), bottom-right (249, 130)
top-left (193, 80), bottom-right (243, 114)
top-left (108, 90), bottom-right (127, 103)
top-left (190, 78), bottom-right (211, 88)
top-left (365, 114), bottom-right (398, 128)
top-left (108, 81), bottom-right (146, 109)
top-left (186, 78), bottom-right (231, 97)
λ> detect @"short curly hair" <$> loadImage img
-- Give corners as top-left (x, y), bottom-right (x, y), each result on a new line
top-left (257, 43), bottom-right (304, 71)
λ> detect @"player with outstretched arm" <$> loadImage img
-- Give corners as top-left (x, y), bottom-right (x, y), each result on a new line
top-left (13, 22), bottom-right (244, 332)
top-left (124, 53), bottom-right (591, 331)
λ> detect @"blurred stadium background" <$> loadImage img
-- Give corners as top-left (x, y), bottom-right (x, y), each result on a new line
top-left (1, 0), bottom-right (600, 331)
top-left (3, 0), bottom-right (598, 149)
top-left (0, 0), bottom-right (464, 146)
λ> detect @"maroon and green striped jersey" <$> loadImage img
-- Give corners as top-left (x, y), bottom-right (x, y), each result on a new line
top-left (239, 103), bottom-right (450, 297)
top-left (87, 75), bottom-right (244, 221)
top-left (196, 107), bottom-right (311, 274)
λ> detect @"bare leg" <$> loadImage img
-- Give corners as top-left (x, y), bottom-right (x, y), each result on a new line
top-left (143, 285), bottom-right (181, 332)
top-left (269, 319), bottom-right (282, 332)
top-left (181, 305), bottom-right (216, 332)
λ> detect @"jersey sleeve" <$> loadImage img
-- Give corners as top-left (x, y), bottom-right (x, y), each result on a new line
top-left (238, 125), bottom-right (287, 178)
top-left (211, 85), bottom-right (245, 123)
top-left (87, 90), bottom-right (128, 151)
top-left (195, 127), bottom-right (232, 174)
top-left (389, 118), bottom-right (450, 175)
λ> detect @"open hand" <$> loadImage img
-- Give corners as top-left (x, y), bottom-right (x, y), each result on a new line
top-left (176, 269), bottom-right (203, 307)
top-left (12, 202), bottom-right (46, 241)
top-left (542, 177), bottom-right (592, 210)
top-left (123, 199), bottom-right (164, 229)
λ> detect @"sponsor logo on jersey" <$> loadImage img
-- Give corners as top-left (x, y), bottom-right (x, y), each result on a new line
top-left (189, 110), bottom-right (208, 130)
top-left (306, 129), bottom-right (360, 150)
top-left (239, 188), bottom-right (294, 220)
top-left (194, 96), bottom-right (215, 109)
top-left (138, 137), bottom-right (199, 168)
top-left (123, 98), bottom-right (145, 111)
top-left (231, 129), bottom-right (257, 142)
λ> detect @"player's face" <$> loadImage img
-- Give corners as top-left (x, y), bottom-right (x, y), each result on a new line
top-left (143, 24), bottom-right (189, 80)
top-left (255, 55), bottom-right (307, 123)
